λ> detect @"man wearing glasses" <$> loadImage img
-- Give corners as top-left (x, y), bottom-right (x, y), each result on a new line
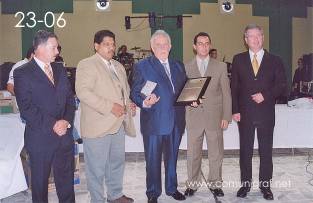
top-left (184, 32), bottom-right (232, 198)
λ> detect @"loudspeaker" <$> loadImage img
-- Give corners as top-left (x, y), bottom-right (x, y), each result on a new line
top-left (218, 0), bottom-right (235, 14)
top-left (96, 0), bottom-right (111, 12)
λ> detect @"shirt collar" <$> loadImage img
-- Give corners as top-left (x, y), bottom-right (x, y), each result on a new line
top-left (196, 55), bottom-right (210, 64)
top-left (34, 56), bottom-right (49, 71)
top-left (249, 48), bottom-right (264, 58)
top-left (97, 53), bottom-right (112, 66)
top-left (159, 58), bottom-right (169, 65)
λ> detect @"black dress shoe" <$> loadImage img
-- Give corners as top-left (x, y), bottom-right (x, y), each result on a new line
top-left (147, 197), bottom-right (158, 203)
top-left (184, 188), bottom-right (196, 196)
top-left (236, 186), bottom-right (251, 198)
top-left (170, 191), bottom-right (186, 201)
top-left (211, 188), bottom-right (224, 197)
top-left (260, 187), bottom-right (274, 200)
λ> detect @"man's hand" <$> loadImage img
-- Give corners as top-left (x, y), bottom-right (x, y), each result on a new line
top-left (190, 101), bottom-right (199, 108)
top-left (190, 98), bottom-right (204, 108)
top-left (251, 93), bottom-right (264, 104)
top-left (143, 93), bottom-right (160, 107)
top-left (111, 103), bottom-right (126, 117)
top-left (130, 102), bottom-right (136, 117)
top-left (53, 120), bottom-right (69, 136)
top-left (232, 113), bottom-right (241, 122)
top-left (220, 120), bottom-right (229, 129)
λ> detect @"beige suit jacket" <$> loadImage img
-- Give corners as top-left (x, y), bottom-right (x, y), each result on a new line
top-left (185, 57), bottom-right (232, 131)
top-left (75, 54), bottom-right (136, 138)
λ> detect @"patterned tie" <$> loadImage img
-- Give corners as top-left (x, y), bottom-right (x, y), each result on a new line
top-left (44, 64), bottom-right (54, 85)
top-left (252, 54), bottom-right (259, 76)
top-left (162, 63), bottom-right (175, 93)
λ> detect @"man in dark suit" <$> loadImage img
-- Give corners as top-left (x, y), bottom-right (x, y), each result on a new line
top-left (14, 30), bottom-right (75, 203)
top-left (231, 24), bottom-right (287, 200)
top-left (130, 30), bottom-right (187, 203)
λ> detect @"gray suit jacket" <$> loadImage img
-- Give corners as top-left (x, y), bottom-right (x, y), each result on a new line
top-left (185, 57), bottom-right (232, 131)
top-left (75, 54), bottom-right (136, 138)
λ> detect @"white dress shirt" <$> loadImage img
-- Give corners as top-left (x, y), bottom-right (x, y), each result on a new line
top-left (196, 55), bottom-right (210, 77)
top-left (97, 53), bottom-right (118, 77)
top-left (249, 49), bottom-right (264, 66)
top-left (33, 56), bottom-right (52, 73)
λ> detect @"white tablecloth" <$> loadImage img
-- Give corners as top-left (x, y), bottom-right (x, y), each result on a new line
top-left (0, 114), bottom-right (27, 199)
top-left (1, 104), bottom-right (312, 198)
top-left (124, 104), bottom-right (313, 152)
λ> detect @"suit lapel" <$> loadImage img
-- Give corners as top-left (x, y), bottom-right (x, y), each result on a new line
top-left (95, 54), bottom-right (112, 78)
top-left (205, 59), bottom-right (215, 77)
top-left (150, 56), bottom-right (174, 92)
top-left (244, 51), bottom-right (256, 78)
top-left (95, 54), bottom-right (125, 98)
top-left (257, 50), bottom-right (269, 77)
top-left (30, 59), bottom-right (55, 88)
top-left (168, 59), bottom-right (178, 92)
top-left (113, 60), bottom-right (128, 95)
top-left (191, 58), bottom-right (202, 77)
top-left (51, 62), bottom-right (60, 87)
top-left (151, 56), bottom-right (169, 81)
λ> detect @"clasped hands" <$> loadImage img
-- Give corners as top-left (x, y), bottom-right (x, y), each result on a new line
top-left (53, 120), bottom-right (69, 136)
top-left (232, 92), bottom-right (265, 123)
top-left (111, 102), bottom-right (137, 118)
top-left (251, 92), bottom-right (264, 104)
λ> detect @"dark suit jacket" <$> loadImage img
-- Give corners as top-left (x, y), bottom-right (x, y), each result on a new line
top-left (231, 51), bottom-right (287, 125)
top-left (14, 59), bottom-right (75, 152)
top-left (130, 56), bottom-right (187, 136)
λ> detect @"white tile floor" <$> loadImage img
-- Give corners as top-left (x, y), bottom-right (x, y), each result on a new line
top-left (2, 153), bottom-right (313, 203)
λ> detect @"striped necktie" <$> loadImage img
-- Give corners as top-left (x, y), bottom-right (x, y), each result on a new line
top-left (44, 64), bottom-right (54, 85)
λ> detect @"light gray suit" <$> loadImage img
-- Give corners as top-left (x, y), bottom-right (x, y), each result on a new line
top-left (185, 57), bottom-right (231, 189)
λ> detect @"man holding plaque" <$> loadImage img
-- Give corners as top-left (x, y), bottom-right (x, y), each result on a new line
top-left (130, 30), bottom-right (187, 203)
top-left (184, 32), bottom-right (232, 198)
top-left (231, 24), bottom-right (286, 200)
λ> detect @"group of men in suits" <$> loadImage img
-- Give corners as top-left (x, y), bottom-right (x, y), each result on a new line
top-left (13, 23), bottom-right (286, 203)
top-left (129, 24), bottom-right (286, 203)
